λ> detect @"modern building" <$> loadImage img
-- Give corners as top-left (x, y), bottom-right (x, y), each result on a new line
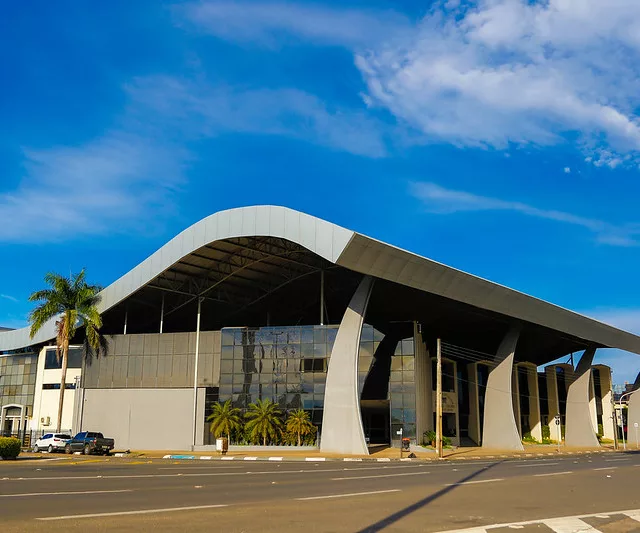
top-left (1, 206), bottom-right (639, 452)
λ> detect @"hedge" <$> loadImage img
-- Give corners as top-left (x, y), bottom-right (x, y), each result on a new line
top-left (0, 437), bottom-right (22, 459)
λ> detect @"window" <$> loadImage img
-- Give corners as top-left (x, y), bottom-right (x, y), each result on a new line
top-left (303, 358), bottom-right (325, 372)
top-left (42, 383), bottom-right (76, 390)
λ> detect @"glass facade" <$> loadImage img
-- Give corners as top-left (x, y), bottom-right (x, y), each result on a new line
top-left (44, 347), bottom-right (83, 369)
top-left (219, 325), bottom-right (338, 428)
top-left (388, 333), bottom-right (416, 440)
top-left (0, 353), bottom-right (37, 408)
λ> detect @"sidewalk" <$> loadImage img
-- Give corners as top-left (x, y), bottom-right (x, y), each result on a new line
top-left (121, 443), bottom-right (617, 462)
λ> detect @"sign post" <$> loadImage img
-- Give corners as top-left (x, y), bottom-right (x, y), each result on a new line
top-left (436, 338), bottom-right (443, 459)
top-left (397, 428), bottom-right (403, 458)
top-left (555, 415), bottom-right (561, 452)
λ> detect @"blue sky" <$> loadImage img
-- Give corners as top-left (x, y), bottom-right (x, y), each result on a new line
top-left (1, 0), bottom-right (639, 384)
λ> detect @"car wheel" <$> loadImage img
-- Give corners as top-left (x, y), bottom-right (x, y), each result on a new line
top-left (33, 445), bottom-right (39, 453)
top-left (65, 443), bottom-right (72, 454)
top-left (83, 444), bottom-right (91, 455)
top-left (47, 444), bottom-right (54, 453)
top-left (104, 450), bottom-right (110, 456)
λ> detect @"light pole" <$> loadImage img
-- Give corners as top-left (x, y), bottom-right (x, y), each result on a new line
top-left (618, 391), bottom-right (634, 451)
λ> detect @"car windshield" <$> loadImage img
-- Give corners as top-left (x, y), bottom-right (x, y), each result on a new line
top-left (55, 434), bottom-right (71, 439)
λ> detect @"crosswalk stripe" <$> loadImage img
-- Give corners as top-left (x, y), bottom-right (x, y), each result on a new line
top-left (542, 517), bottom-right (601, 532)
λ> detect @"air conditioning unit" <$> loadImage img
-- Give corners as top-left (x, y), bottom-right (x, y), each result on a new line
top-left (40, 416), bottom-right (50, 426)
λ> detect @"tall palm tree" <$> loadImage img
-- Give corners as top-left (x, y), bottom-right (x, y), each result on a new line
top-left (207, 400), bottom-right (243, 441)
top-left (286, 409), bottom-right (315, 446)
top-left (245, 399), bottom-right (283, 446)
top-left (28, 269), bottom-right (107, 432)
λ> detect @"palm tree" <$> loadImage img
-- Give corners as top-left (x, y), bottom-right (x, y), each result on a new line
top-left (245, 399), bottom-right (283, 446)
top-left (207, 400), bottom-right (243, 441)
top-left (28, 269), bottom-right (107, 432)
top-left (286, 409), bottom-right (315, 446)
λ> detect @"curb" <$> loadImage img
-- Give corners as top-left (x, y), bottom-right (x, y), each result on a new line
top-left (161, 454), bottom-right (418, 462)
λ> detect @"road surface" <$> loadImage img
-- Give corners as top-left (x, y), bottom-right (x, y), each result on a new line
top-left (1, 451), bottom-right (639, 532)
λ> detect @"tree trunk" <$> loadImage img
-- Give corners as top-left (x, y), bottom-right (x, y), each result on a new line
top-left (263, 434), bottom-right (266, 446)
top-left (57, 340), bottom-right (69, 432)
top-left (298, 432), bottom-right (301, 447)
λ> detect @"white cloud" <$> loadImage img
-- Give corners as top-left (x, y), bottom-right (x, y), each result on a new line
top-left (410, 181), bottom-right (640, 246)
top-left (189, 0), bottom-right (640, 165)
top-left (126, 76), bottom-right (386, 158)
top-left (564, 167), bottom-right (571, 174)
top-left (0, 294), bottom-right (18, 303)
top-left (180, 1), bottom-right (409, 48)
top-left (0, 131), bottom-right (185, 243)
top-left (356, 0), bottom-right (640, 164)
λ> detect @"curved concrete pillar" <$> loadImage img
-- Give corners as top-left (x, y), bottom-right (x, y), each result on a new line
top-left (565, 347), bottom-right (600, 447)
top-left (320, 276), bottom-right (374, 455)
top-left (628, 372), bottom-right (640, 448)
top-left (482, 327), bottom-right (524, 451)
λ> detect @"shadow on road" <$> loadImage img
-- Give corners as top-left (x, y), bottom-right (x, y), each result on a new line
top-left (357, 461), bottom-right (501, 533)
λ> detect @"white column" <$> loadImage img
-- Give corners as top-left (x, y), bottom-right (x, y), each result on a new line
top-left (565, 348), bottom-right (600, 448)
top-left (482, 326), bottom-right (524, 451)
top-left (321, 276), bottom-right (374, 455)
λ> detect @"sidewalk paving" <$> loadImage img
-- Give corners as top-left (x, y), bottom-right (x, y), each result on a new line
top-left (130, 443), bottom-right (617, 462)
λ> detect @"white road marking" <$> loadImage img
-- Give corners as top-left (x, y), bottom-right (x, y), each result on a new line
top-left (221, 456), bottom-right (234, 461)
top-left (243, 457), bottom-right (258, 461)
top-left (36, 504), bottom-right (229, 521)
top-left (514, 462), bottom-right (559, 468)
top-left (268, 457), bottom-right (283, 461)
top-left (1, 489), bottom-right (132, 498)
top-left (431, 508), bottom-right (640, 532)
top-left (533, 471), bottom-right (573, 477)
top-left (3, 464), bottom-right (427, 482)
top-left (296, 489), bottom-right (401, 501)
top-left (445, 478), bottom-right (504, 486)
top-left (306, 457), bottom-right (326, 461)
top-left (331, 471), bottom-right (431, 481)
top-left (593, 467), bottom-right (617, 471)
top-left (604, 458), bottom-right (630, 462)
top-left (542, 517), bottom-right (601, 532)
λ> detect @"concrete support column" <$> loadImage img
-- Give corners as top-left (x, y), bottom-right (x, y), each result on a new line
top-left (627, 372), bottom-right (640, 448)
top-left (467, 363), bottom-right (481, 445)
top-left (545, 366), bottom-right (560, 438)
top-left (482, 326), bottom-right (524, 451)
top-left (526, 364), bottom-right (543, 442)
top-left (589, 373), bottom-right (598, 434)
top-left (321, 276), bottom-right (374, 455)
top-left (414, 323), bottom-right (431, 442)
top-left (565, 347), bottom-right (600, 447)
top-left (512, 367), bottom-right (522, 438)
top-left (597, 366), bottom-right (614, 440)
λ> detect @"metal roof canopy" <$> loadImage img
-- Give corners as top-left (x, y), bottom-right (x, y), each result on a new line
top-left (2, 205), bottom-right (640, 366)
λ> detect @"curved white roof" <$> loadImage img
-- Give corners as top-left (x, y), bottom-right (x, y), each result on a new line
top-left (3, 205), bottom-right (640, 356)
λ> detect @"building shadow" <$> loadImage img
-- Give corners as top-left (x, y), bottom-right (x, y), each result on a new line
top-left (357, 461), bottom-right (501, 533)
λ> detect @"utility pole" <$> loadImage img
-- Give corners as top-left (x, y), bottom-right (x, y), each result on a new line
top-left (436, 338), bottom-right (443, 459)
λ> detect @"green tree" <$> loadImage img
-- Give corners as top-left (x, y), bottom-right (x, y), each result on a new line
top-left (285, 409), bottom-right (315, 446)
top-left (207, 400), bottom-right (243, 441)
top-left (28, 270), bottom-right (107, 432)
top-left (245, 399), bottom-right (283, 446)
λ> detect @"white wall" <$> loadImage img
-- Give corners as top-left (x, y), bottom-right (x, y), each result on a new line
top-left (31, 346), bottom-right (81, 432)
top-left (81, 388), bottom-right (195, 450)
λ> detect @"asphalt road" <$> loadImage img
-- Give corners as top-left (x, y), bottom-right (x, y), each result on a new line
top-left (1, 452), bottom-right (640, 532)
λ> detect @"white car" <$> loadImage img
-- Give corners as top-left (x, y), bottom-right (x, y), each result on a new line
top-left (33, 433), bottom-right (71, 453)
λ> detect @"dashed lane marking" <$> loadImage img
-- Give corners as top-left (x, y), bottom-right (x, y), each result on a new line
top-left (1, 489), bottom-right (132, 498)
top-left (36, 504), bottom-right (229, 521)
top-left (296, 489), bottom-right (401, 501)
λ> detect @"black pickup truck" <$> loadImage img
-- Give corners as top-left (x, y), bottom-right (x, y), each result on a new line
top-left (64, 431), bottom-right (115, 455)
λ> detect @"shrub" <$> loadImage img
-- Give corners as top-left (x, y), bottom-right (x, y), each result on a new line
top-left (422, 431), bottom-right (451, 447)
top-left (0, 437), bottom-right (21, 459)
top-left (541, 425), bottom-right (550, 440)
top-left (522, 433), bottom-right (538, 444)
